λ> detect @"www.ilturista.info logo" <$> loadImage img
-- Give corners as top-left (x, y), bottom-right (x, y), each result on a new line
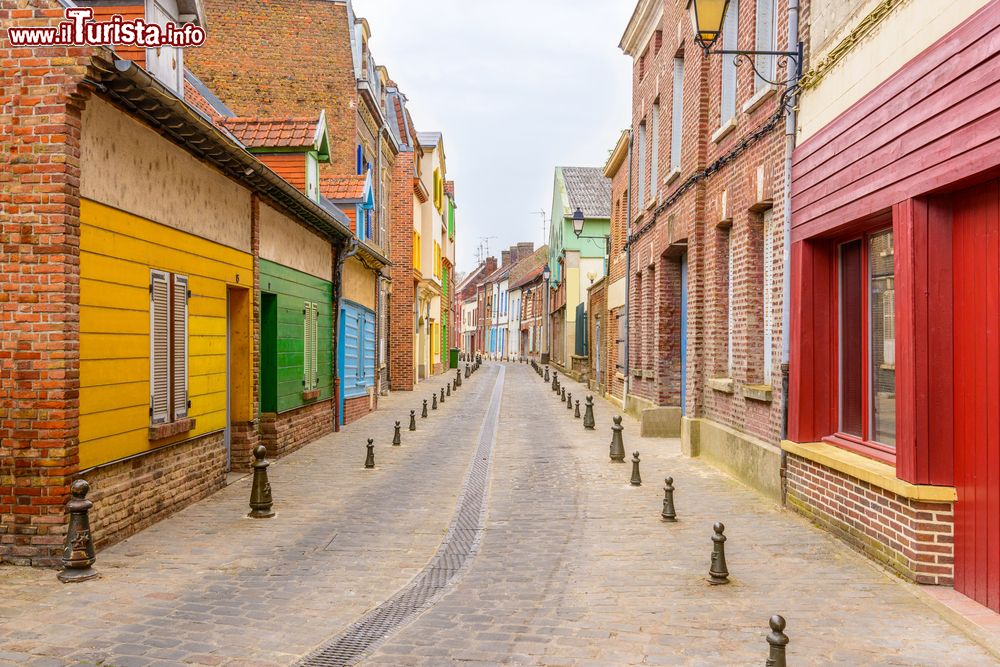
top-left (6, 7), bottom-right (206, 48)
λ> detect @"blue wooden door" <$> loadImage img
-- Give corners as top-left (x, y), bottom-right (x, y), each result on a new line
top-left (680, 254), bottom-right (688, 416)
top-left (339, 301), bottom-right (376, 424)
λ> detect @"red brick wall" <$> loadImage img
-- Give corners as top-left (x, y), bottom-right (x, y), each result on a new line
top-left (84, 433), bottom-right (227, 553)
top-left (388, 150), bottom-right (416, 390)
top-left (343, 393), bottom-right (376, 425)
top-left (786, 455), bottom-right (955, 585)
top-left (260, 399), bottom-right (334, 460)
top-left (0, 0), bottom-right (96, 566)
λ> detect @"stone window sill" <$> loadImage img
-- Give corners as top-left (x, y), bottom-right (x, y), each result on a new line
top-left (149, 418), bottom-right (196, 441)
top-left (711, 118), bottom-right (737, 144)
top-left (742, 85), bottom-right (777, 115)
top-left (781, 440), bottom-right (957, 503)
top-left (707, 377), bottom-right (735, 394)
top-left (742, 384), bottom-right (773, 402)
top-left (645, 197), bottom-right (657, 211)
top-left (665, 168), bottom-right (681, 186)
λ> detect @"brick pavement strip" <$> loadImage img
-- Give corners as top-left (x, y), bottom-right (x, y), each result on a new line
top-left (2, 363), bottom-right (998, 666)
top-left (0, 369), bottom-right (499, 667)
top-left (360, 363), bottom-right (1000, 667)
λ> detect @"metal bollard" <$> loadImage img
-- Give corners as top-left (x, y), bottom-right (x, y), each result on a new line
top-left (248, 445), bottom-right (275, 519)
top-left (551, 371), bottom-right (558, 391)
top-left (609, 415), bottom-right (626, 461)
top-left (661, 477), bottom-right (677, 522)
top-left (393, 421), bottom-right (401, 446)
top-left (566, 391), bottom-right (573, 411)
top-left (708, 522), bottom-right (730, 585)
top-left (409, 410), bottom-right (417, 431)
top-left (440, 386), bottom-right (445, 403)
top-left (432, 393), bottom-right (438, 410)
top-left (583, 395), bottom-right (596, 430)
top-left (575, 400), bottom-right (581, 418)
top-left (765, 615), bottom-right (789, 667)
top-left (364, 438), bottom-right (375, 469)
top-left (457, 369), bottom-right (462, 387)
top-left (630, 451), bottom-right (642, 486)
top-left (423, 399), bottom-right (429, 417)
top-left (561, 387), bottom-right (566, 403)
top-left (58, 479), bottom-right (99, 582)
top-left (544, 367), bottom-right (550, 382)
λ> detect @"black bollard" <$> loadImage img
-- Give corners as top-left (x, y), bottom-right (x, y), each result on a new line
top-left (409, 410), bottom-right (417, 431)
top-left (566, 391), bottom-right (573, 411)
top-left (661, 477), bottom-right (677, 522)
top-left (544, 367), bottom-right (550, 382)
top-left (551, 371), bottom-right (558, 391)
top-left (609, 415), bottom-right (626, 461)
top-left (423, 399), bottom-right (429, 417)
top-left (364, 438), bottom-right (375, 469)
top-left (561, 387), bottom-right (566, 403)
top-left (58, 479), bottom-right (99, 582)
top-left (248, 445), bottom-right (275, 519)
top-left (575, 400), bottom-right (581, 418)
top-left (393, 421), bottom-right (401, 446)
top-left (440, 386), bottom-right (445, 403)
top-left (583, 395), bottom-right (596, 430)
top-left (630, 451), bottom-right (642, 485)
top-left (465, 364), bottom-right (470, 378)
top-left (765, 615), bottom-right (789, 667)
top-left (432, 393), bottom-right (438, 410)
top-left (708, 522), bottom-right (730, 585)
top-left (447, 382), bottom-right (451, 397)
top-left (457, 369), bottom-right (462, 387)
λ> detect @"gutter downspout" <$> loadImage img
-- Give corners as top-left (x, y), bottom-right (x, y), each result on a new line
top-left (332, 237), bottom-right (361, 432)
top-left (780, 0), bottom-right (801, 505)
top-left (375, 123), bottom-right (388, 395)
top-left (623, 128), bottom-right (633, 405)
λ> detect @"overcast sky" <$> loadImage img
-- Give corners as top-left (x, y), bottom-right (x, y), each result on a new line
top-left (354, 0), bottom-right (634, 275)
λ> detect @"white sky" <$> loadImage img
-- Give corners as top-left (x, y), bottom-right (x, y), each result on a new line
top-left (354, 0), bottom-right (634, 275)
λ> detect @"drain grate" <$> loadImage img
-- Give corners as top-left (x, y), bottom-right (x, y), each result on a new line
top-left (297, 368), bottom-right (505, 667)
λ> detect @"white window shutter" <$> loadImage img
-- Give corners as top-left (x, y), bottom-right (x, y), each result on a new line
top-left (310, 302), bottom-right (319, 389)
top-left (721, 0), bottom-right (739, 123)
top-left (149, 270), bottom-right (171, 425)
top-left (755, 0), bottom-right (776, 91)
top-left (172, 274), bottom-right (189, 421)
top-left (303, 301), bottom-right (313, 390)
top-left (671, 58), bottom-right (685, 172)
top-left (727, 232), bottom-right (735, 375)
top-left (763, 211), bottom-right (774, 384)
top-left (650, 103), bottom-right (659, 196)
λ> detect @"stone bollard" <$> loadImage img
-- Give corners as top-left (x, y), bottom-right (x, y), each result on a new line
top-left (393, 421), bottom-right (401, 446)
top-left (423, 399), bottom-right (429, 417)
top-left (248, 445), bottom-right (275, 519)
top-left (609, 415), bottom-right (626, 461)
top-left (58, 479), bottom-right (99, 582)
top-left (630, 451), bottom-right (642, 486)
top-left (561, 387), bottom-right (566, 403)
top-left (765, 615), bottom-right (789, 667)
top-left (661, 477), bottom-right (677, 522)
top-left (566, 392), bottom-right (573, 411)
top-left (544, 367), bottom-right (550, 382)
top-left (708, 522), bottom-right (730, 585)
top-left (575, 400), bottom-right (581, 418)
top-left (583, 396), bottom-right (596, 430)
top-left (409, 410), bottom-right (417, 431)
top-left (432, 393), bottom-right (438, 410)
top-left (364, 438), bottom-right (375, 469)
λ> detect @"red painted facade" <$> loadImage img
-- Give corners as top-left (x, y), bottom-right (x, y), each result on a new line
top-left (789, 2), bottom-right (1000, 606)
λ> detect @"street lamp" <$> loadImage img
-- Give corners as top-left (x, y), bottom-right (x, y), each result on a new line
top-left (571, 207), bottom-right (611, 263)
top-left (541, 264), bottom-right (551, 365)
top-left (686, 0), bottom-right (803, 85)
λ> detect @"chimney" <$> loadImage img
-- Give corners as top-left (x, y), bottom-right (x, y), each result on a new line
top-left (484, 256), bottom-right (497, 274)
top-left (501, 250), bottom-right (511, 267)
top-left (517, 242), bottom-right (535, 257)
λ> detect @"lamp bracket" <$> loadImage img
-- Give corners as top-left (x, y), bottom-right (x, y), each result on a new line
top-left (705, 41), bottom-right (804, 88)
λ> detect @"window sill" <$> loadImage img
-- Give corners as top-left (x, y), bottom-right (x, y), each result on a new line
top-left (645, 197), bottom-right (657, 211)
top-left (742, 85), bottom-right (776, 115)
top-left (665, 168), bottom-right (681, 186)
top-left (707, 377), bottom-right (735, 394)
top-left (302, 389), bottom-right (321, 401)
top-left (711, 118), bottom-right (737, 144)
top-left (781, 439), bottom-right (957, 502)
top-left (742, 384), bottom-right (773, 402)
top-left (149, 417), bottom-right (196, 441)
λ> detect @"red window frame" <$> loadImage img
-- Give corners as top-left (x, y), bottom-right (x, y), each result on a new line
top-left (824, 226), bottom-right (896, 465)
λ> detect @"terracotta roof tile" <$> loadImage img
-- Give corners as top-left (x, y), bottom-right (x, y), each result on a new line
top-left (321, 175), bottom-right (367, 201)
top-left (222, 116), bottom-right (320, 149)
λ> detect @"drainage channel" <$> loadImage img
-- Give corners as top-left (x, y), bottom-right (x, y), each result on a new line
top-left (297, 366), bottom-right (505, 667)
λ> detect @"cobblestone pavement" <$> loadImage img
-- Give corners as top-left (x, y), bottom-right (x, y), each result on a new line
top-left (1, 362), bottom-right (998, 666)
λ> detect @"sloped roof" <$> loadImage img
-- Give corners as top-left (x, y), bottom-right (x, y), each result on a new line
top-left (321, 174), bottom-right (368, 201)
top-left (223, 115), bottom-right (324, 149)
top-left (561, 166), bottom-right (612, 218)
top-left (510, 263), bottom-right (545, 290)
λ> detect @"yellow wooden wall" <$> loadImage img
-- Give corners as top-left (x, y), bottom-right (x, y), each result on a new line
top-left (79, 199), bottom-right (253, 469)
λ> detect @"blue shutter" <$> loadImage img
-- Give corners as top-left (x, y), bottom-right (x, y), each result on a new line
top-left (341, 303), bottom-right (362, 397)
top-left (356, 145), bottom-right (363, 175)
top-left (362, 309), bottom-right (376, 387)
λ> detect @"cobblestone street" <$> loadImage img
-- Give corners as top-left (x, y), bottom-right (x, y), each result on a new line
top-left (2, 363), bottom-right (998, 666)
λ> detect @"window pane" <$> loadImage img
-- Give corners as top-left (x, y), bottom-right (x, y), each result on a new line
top-left (869, 229), bottom-right (896, 447)
top-left (839, 240), bottom-right (863, 437)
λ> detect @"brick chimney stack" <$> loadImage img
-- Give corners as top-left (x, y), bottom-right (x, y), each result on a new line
top-left (501, 250), bottom-right (511, 267)
top-left (484, 256), bottom-right (497, 274)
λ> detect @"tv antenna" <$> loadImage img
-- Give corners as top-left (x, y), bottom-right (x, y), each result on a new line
top-left (531, 210), bottom-right (547, 243)
top-left (476, 236), bottom-right (497, 265)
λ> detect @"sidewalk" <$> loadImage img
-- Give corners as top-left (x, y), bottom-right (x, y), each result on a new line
top-left (0, 368), bottom-right (494, 667)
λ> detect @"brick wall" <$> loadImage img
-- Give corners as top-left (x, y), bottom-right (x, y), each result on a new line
top-left (260, 399), bottom-right (335, 461)
top-left (786, 455), bottom-right (955, 585)
top-left (388, 150), bottom-right (416, 390)
top-left (587, 281), bottom-right (607, 393)
top-left (343, 393), bottom-right (376, 425)
top-left (0, 0), bottom-right (97, 566)
top-left (83, 432), bottom-right (227, 553)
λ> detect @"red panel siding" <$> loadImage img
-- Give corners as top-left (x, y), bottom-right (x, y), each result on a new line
top-left (92, 5), bottom-right (145, 66)
top-left (257, 153), bottom-right (306, 192)
top-left (952, 178), bottom-right (1000, 611)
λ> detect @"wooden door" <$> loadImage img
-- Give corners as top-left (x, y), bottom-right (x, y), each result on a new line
top-left (953, 178), bottom-right (1000, 611)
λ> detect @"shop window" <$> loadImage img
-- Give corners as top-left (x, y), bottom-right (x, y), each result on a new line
top-left (835, 228), bottom-right (897, 453)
